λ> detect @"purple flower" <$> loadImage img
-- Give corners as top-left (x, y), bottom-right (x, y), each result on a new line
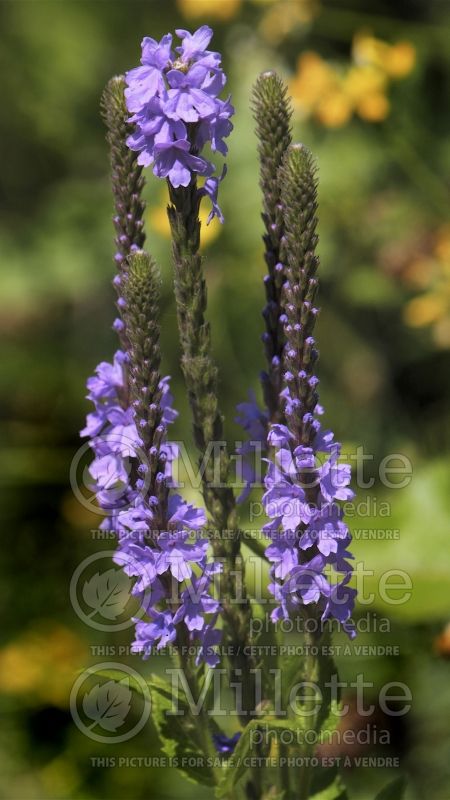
top-left (267, 424), bottom-right (293, 448)
top-left (173, 575), bottom-right (220, 631)
top-left (167, 493), bottom-right (207, 531)
top-left (165, 66), bottom-right (220, 123)
top-left (175, 25), bottom-right (214, 61)
top-left (157, 528), bottom-right (208, 582)
top-left (262, 417), bottom-right (356, 636)
top-left (153, 139), bottom-right (212, 188)
top-left (82, 347), bottom-right (221, 663)
top-left (131, 611), bottom-right (177, 657)
top-left (196, 98), bottom-right (234, 156)
top-left (88, 453), bottom-right (130, 510)
top-left (319, 448), bottom-right (354, 503)
top-left (125, 34), bottom-right (173, 112)
top-left (195, 615), bottom-right (222, 668)
top-left (213, 731), bottom-right (241, 754)
top-left (125, 26), bottom-right (233, 217)
top-left (114, 542), bottom-right (158, 594)
top-left (265, 531), bottom-right (299, 580)
top-left (199, 166), bottom-right (227, 224)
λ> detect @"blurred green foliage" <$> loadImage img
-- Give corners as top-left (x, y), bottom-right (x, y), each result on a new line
top-left (0, 1), bottom-right (449, 798)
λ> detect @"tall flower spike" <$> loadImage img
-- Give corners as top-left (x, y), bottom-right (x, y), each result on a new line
top-left (262, 144), bottom-right (356, 639)
top-left (82, 249), bottom-right (220, 666)
top-left (121, 26), bottom-right (257, 719)
top-left (101, 76), bottom-right (146, 341)
top-left (121, 251), bottom-right (164, 466)
top-left (252, 71), bottom-right (292, 421)
top-left (278, 144), bottom-right (320, 446)
top-left (235, 72), bottom-right (291, 507)
top-left (116, 251), bottom-right (220, 663)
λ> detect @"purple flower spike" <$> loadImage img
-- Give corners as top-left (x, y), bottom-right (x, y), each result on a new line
top-left (125, 26), bottom-right (233, 219)
top-left (262, 426), bottom-right (356, 635)
top-left (82, 345), bottom-right (221, 665)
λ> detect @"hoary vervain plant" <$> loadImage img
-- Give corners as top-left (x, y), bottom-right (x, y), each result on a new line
top-left (80, 24), bottom-right (405, 800)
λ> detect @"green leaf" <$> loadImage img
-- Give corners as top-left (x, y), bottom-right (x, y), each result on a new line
top-left (311, 779), bottom-right (348, 800)
top-left (150, 677), bottom-right (217, 787)
top-left (151, 674), bottom-right (222, 787)
top-left (310, 765), bottom-right (348, 800)
top-left (374, 776), bottom-right (407, 800)
top-left (317, 699), bottom-right (341, 742)
top-left (316, 645), bottom-right (341, 733)
top-left (278, 652), bottom-right (304, 710)
top-left (82, 667), bottom-right (146, 697)
top-left (90, 669), bottom-right (218, 787)
top-left (216, 719), bottom-right (259, 797)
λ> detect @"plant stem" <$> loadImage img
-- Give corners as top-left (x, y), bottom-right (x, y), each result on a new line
top-left (175, 628), bottom-right (222, 785)
top-left (298, 630), bottom-right (321, 800)
top-left (279, 741), bottom-right (291, 799)
top-left (166, 177), bottom-right (257, 723)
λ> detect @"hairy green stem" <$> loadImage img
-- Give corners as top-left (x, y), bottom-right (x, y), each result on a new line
top-left (166, 177), bottom-right (257, 723)
top-left (297, 630), bottom-right (321, 800)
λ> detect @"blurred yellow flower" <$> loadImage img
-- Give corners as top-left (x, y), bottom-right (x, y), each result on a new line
top-left (315, 90), bottom-right (352, 128)
top-left (177, 0), bottom-right (242, 20)
top-left (355, 91), bottom-right (390, 122)
top-left (290, 31), bottom-right (415, 128)
top-left (353, 32), bottom-right (416, 79)
top-left (344, 64), bottom-right (389, 121)
top-left (404, 294), bottom-right (446, 327)
top-left (290, 52), bottom-right (337, 109)
top-left (148, 192), bottom-right (222, 248)
top-left (0, 624), bottom-right (86, 707)
top-left (258, 0), bottom-right (319, 45)
top-left (402, 226), bottom-right (450, 347)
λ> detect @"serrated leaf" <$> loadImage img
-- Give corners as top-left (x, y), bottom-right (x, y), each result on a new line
top-left (82, 568), bottom-right (132, 620)
top-left (216, 719), bottom-right (258, 797)
top-left (149, 675), bottom-right (218, 787)
top-left (82, 678), bottom-right (132, 731)
top-left (374, 776), bottom-right (407, 800)
top-left (216, 717), bottom-right (305, 799)
top-left (87, 670), bottom-right (220, 787)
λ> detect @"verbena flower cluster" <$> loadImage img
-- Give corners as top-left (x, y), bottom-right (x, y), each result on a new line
top-left (125, 25), bottom-right (233, 220)
top-left (262, 419), bottom-right (356, 638)
top-left (236, 395), bottom-right (356, 638)
top-left (237, 142), bottom-right (356, 639)
top-left (81, 350), bottom-right (221, 667)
